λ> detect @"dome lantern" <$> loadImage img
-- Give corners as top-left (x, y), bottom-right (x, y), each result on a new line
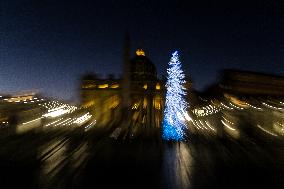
top-left (136, 49), bottom-right (145, 56)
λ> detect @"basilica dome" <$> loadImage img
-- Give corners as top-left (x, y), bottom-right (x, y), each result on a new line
top-left (130, 49), bottom-right (157, 82)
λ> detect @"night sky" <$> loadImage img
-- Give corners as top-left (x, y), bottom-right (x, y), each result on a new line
top-left (2, 0), bottom-right (284, 101)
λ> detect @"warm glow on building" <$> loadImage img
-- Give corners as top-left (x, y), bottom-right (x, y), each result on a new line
top-left (156, 83), bottom-right (161, 90)
top-left (7, 95), bottom-right (34, 102)
top-left (82, 101), bottom-right (95, 108)
top-left (98, 84), bottom-right (108, 88)
top-left (110, 84), bottom-right (119, 88)
top-left (143, 98), bottom-right (147, 109)
top-left (154, 101), bottom-right (161, 109)
top-left (107, 95), bottom-right (120, 108)
top-left (136, 49), bottom-right (145, 56)
top-left (224, 93), bottom-right (249, 108)
top-left (153, 97), bottom-right (162, 110)
top-left (81, 45), bottom-right (165, 130)
top-left (83, 84), bottom-right (96, 89)
top-left (143, 84), bottom-right (147, 90)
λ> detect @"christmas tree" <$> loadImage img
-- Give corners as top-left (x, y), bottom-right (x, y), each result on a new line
top-left (162, 51), bottom-right (188, 141)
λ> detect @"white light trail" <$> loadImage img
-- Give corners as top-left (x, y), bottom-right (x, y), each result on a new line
top-left (257, 124), bottom-right (278, 137)
top-left (22, 117), bottom-right (41, 125)
top-left (221, 102), bottom-right (234, 110)
top-left (262, 102), bottom-right (283, 110)
top-left (245, 102), bottom-right (262, 110)
top-left (229, 102), bottom-right (243, 110)
top-left (221, 119), bottom-right (236, 131)
top-left (204, 120), bottom-right (215, 131)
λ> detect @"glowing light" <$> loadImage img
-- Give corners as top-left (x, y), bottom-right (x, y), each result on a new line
top-left (273, 122), bottom-right (284, 135)
top-left (204, 120), bottom-right (215, 131)
top-left (183, 111), bottom-right (192, 121)
top-left (154, 98), bottom-right (161, 110)
top-left (82, 101), bottom-right (94, 108)
top-left (143, 84), bottom-right (147, 90)
top-left (193, 104), bottom-right (222, 117)
top-left (55, 118), bottom-right (71, 126)
top-left (136, 49), bottom-right (145, 56)
top-left (191, 120), bottom-right (200, 130)
top-left (229, 102), bottom-right (243, 110)
top-left (45, 118), bottom-right (64, 127)
top-left (199, 120), bottom-right (208, 130)
top-left (74, 113), bottom-right (92, 124)
top-left (132, 103), bottom-right (139, 110)
top-left (221, 102), bottom-right (234, 110)
top-left (262, 102), bottom-right (283, 110)
top-left (221, 119), bottom-right (236, 130)
top-left (225, 94), bottom-right (248, 108)
top-left (110, 84), bottom-right (119, 88)
top-left (222, 116), bottom-right (235, 125)
top-left (177, 111), bottom-right (185, 121)
top-left (156, 83), bottom-right (161, 90)
top-left (245, 102), bottom-right (262, 110)
top-left (162, 51), bottom-right (188, 141)
top-left (43, 109), bottom-right (69, 118)
top-left (22, 117), bottom-right (41, 125)
top-left (257, 124), bottom-right (278, 137)
top-left (98, 84), bottom-right (108, 89)
top-left (194, 120), bottom-right (204, 130)
top-left (41, 101), bottom-right (77, 118)
top-left (85, 120), bottom-right (96, 131)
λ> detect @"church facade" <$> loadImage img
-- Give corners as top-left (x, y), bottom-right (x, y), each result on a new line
top-left (80, 49), bottom-right (165, 129)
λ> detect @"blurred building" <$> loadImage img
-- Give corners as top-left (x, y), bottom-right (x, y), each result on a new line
top-left (219, 69), bottom-right (284, 96)
top-left (189, 69), bottom-right (284, 141)
top-left (0, 93), bottom-right (46, 134)
top-left (81, 48), bottom-right (165, 128)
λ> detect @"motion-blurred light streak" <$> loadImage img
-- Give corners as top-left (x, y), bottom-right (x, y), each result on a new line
top-left (257, 124), bottom-right (278, 137)
top-left (229, 102), bottom-right (244, 110)
top-left (22, 117), bottom-right (42, 125)
top-left (221, 102), bottom-right (234, 110)
top-left (204, 120), bottom-right (215, 131)
top-left (221, 119), bottom-right (236, 131)
top-left (245, 102), bottom-right (262, 111)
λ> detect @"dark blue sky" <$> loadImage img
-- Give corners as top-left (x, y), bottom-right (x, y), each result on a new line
top-left (1, 0), bottom-right (284, 101)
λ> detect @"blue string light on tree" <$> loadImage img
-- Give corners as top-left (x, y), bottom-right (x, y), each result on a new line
top-left (162, 51), bottom-right (188, 141)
